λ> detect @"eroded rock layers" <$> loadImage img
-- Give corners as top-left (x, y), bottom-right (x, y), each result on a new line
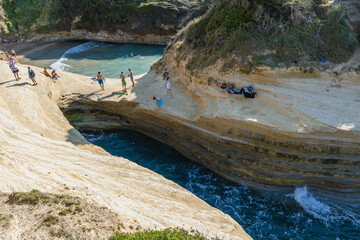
top-left (59, 94), bottom-right (360, 202)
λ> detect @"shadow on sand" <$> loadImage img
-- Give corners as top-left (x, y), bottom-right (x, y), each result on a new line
top-left (6, 82), bottom-right (30, 88)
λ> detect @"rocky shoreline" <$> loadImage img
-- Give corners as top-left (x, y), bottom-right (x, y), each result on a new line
top-left (23, 30), bottom-right (171, 45)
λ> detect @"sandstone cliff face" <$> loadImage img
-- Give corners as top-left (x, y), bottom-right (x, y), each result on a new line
top-left (0, 61), bottom-right (251, 240)
top-left (60, 92), bottom-right (360, 203)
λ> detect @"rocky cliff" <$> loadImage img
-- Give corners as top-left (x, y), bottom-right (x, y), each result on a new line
top-left (1, 0), bottom-right (210, 42)
top-left (0, 61), bottom-right (251, 240)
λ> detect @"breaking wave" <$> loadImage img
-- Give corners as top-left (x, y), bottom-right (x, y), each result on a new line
top-left (50, 42), bottom-right (99, 71)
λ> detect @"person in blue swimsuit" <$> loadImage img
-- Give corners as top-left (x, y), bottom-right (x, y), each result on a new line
top-left (97, 71), bottom-right (105, 90)
top-left (153, 96), bottom-right (163, 110)
top-left (27, 66), bottom-right (37, 86)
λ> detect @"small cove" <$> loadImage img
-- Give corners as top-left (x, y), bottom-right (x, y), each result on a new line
top-left (20, 41), bottom-right (165, 78)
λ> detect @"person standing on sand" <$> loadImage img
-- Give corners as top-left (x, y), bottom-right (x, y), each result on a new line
top-left (96, 71), bottom-right (105, 90)
top-left (153, 96), bottom-right (163, 110)
top-left (9, 57), bottom-right (20, 80)
top-left (128, 68), bottom-right (135, 87)
top-left (120, 72), bottom-right (127, 92)
top-left (27, 67), bottom-right (37, 86)
top-left (10, 49), bottom-right (16, 57)
top-left (51, 70), bottom-right (60, 83)
top-left (165, 77), bottom-right (172, 96)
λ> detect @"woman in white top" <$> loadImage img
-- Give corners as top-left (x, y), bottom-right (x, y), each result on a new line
top-left (165, 77), bottom-right (172, 96)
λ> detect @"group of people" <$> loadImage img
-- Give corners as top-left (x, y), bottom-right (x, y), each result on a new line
top-left (6, 48), bottom-right (61, 86)
top-left (152, 72), bottom-right (173, 110)
top-left (7, 49), bottom-right (38, 86)
top-left (95, 68), bottom-right (135, 92)
top-left (0, 38), bottom-right (19, 44)
top-left (5, 48), bottom-right (172, 110)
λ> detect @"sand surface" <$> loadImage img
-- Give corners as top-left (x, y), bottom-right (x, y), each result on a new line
top-left (0, 60), bottom-right (251, 240)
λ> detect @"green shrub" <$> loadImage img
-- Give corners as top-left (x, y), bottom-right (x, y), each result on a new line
top-left (41, 215), bottom-right (59, 227)
top-left (183, 0), bottom-right (358, 71)
top-left (110, 228), bottom-right (210, 240)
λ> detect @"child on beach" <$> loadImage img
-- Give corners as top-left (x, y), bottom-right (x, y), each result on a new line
top-left (9, 57), bottom-right (20, 80)
top-left (96, 72), bottom-right (105, 90)
top-left (153, 96), bottom-right (163, 110)
top-left (128, 68), bottom-right (135, 87)
top-left (27, 67), bottom-right (37, 86)
top-left (51, 70), bottom-right (60, 83)
top-left (165, 77), bottom-right (172, 96)
top-left (120, 72), bottom-right (127, 93)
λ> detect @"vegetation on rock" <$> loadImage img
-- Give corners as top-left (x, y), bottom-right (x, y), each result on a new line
top-left (179, 0), bottom-right (358, 71)
top-left (110, 228), bottom-right (212, 240)
top-left (2, 0), bottom-right (210, 35)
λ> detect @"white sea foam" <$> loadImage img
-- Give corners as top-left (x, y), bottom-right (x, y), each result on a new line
top-left (294, 187), bottom-right (331, 221)
top-left (50, 42), bottom-right (99, 71)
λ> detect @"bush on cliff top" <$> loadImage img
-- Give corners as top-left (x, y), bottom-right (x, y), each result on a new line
top-left (182, 0), bottom-right (358, 71)
top-left (2, 0), bottom-right (211, 35)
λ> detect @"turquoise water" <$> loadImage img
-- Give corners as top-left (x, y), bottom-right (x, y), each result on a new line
top-left (22, 42), bottom-right (164, 78)
top-left (50, 42), bottom-right (164, 78)
top-left (82, 130), bottom-right (360, 240)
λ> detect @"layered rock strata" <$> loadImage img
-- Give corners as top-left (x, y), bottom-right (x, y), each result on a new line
top-left (60, 93), bottom-right (360, 202)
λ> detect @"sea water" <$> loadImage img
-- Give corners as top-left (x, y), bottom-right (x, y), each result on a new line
top-left (82, 130), bottom-right (360, 240)
top-left (23, 41), bottom-right (164, 78)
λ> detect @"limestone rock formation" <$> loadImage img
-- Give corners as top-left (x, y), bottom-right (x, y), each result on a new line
top-left (0, 60), bottom-right (251, 240)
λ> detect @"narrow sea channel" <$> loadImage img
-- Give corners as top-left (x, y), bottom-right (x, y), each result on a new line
top-left (82, 130), bottom-right (360, 240)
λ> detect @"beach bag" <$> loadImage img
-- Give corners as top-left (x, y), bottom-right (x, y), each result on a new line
top-left (233, 89), bottom-right (241, 94)
top-left (244, 92), bottom-right (256, 98)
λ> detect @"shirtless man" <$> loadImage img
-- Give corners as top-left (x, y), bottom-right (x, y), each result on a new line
top-left (120, 72), bottom-right (127, 93)
top-left (96, 71), bottom-right (105, 90)
top-left (10, 49), bottom-right (16, 57)
top-left (128, 68), bottom-right (135, 87)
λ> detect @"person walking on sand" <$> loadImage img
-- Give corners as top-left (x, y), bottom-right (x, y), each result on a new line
top-left (27, 67), bottom-right (37, 86)
top-left (43, 67), bottom-right (51, 77)
top-left (9, 57), bottom-right (20, 80)
top-left (96, 71), bottom-right (105, 90)
top-left (165, 77), bottom-right (172, 96)
top-left (153, 96), bottom-right (163, 110)
top-left (128, 68), bottom-right (135, 87)
top-left (51, 70), bottom-right (60, 83)
top-left (120, 72), bottom-right (127, 92)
